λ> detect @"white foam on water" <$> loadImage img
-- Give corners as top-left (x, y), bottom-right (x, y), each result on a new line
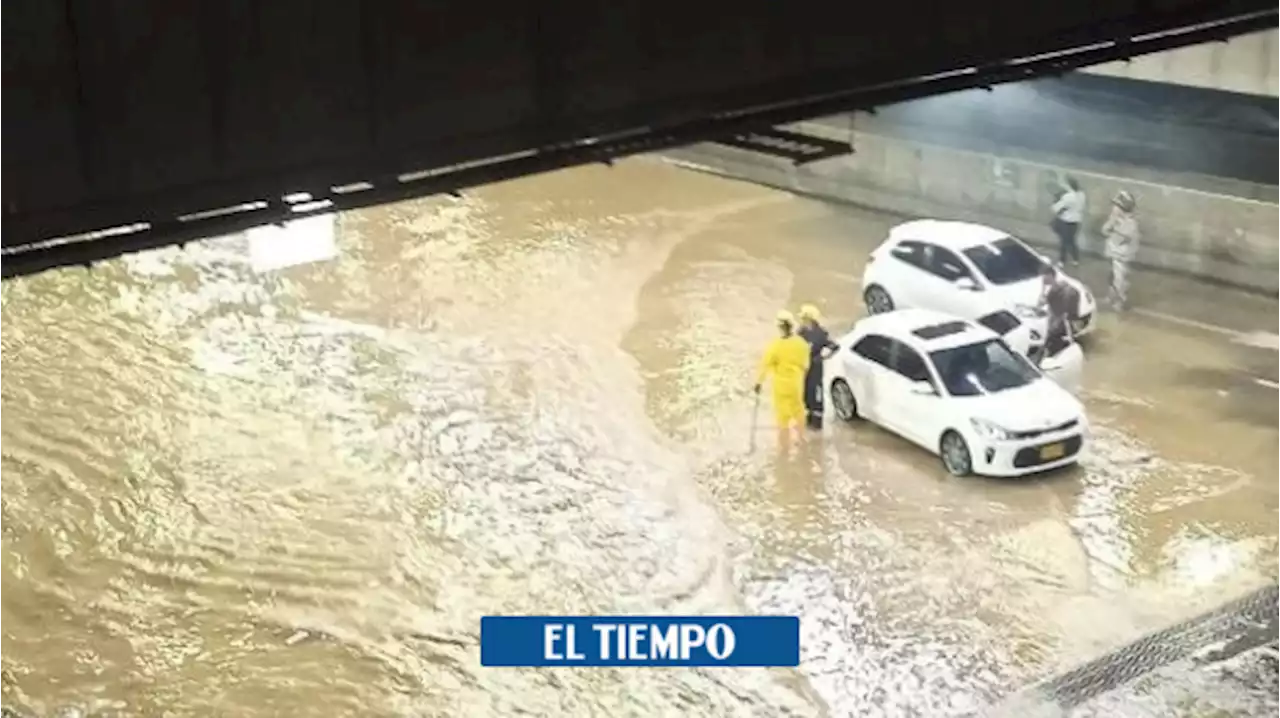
top-left (1232, 330), bottom-right (1280, 351)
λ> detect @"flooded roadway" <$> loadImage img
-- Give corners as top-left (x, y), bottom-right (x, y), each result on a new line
top-left (2, 158), bottom-right (1277, 717)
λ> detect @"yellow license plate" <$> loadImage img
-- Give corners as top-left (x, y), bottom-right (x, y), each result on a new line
top-left (1039, 443), bottom-right (1065, 460)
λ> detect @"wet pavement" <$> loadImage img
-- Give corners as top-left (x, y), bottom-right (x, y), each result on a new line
top-left (989, 585), bottom-right (1278, 717)
top-left (2, 157), bottom-right (1276, 717)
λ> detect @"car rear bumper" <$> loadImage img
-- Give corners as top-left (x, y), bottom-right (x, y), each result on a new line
top-left (971, 430), bottom-right (1088, 477)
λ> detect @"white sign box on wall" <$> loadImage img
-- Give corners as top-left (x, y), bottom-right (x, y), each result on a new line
top-left (246, 214), bottom-right (338, 273)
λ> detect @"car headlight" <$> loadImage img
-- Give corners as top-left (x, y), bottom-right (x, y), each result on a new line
top-left (1013, 303), bottom-right (1045, 319)
top-left (970, 418), bottom-right (1013, 441)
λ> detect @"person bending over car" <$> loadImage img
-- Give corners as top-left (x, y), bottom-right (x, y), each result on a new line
top-left (1039, 262), bottom-right (1080, 351)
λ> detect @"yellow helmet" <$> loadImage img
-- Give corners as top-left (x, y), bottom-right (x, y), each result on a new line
top-left (798, 304), bottom-right (821, 322)
top-left (775, 310), bottom-right (796, 325)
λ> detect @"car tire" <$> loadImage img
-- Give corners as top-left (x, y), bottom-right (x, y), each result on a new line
top-left (939, 430), bottom-right (973, 477)
top-left (864, 285), bottom-right (894, 315)
top-left (830, 379), bottom-right (860, 422)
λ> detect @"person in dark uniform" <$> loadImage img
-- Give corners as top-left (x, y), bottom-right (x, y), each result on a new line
top-left (797, 304), bottom-right (839, 430)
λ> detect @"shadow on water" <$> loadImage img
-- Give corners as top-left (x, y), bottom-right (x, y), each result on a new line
top-left (825, 421), bottom-right (1075, 521)
top-left (1173, 362), bottom-right (1280, 428)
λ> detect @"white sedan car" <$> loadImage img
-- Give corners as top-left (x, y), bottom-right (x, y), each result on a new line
top-left (861, 219), bottom-right (1097, 338)
top-left (827, 309), bottom-right (1089, 477)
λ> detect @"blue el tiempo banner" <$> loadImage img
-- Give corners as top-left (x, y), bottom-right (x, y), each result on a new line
top-left (480, 615), bottom-right (800, 667)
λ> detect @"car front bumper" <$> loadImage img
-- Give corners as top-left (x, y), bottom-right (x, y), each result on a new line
top-left (1071, 310), bottom-right (1097, 337)
top-left (1071, 289), bottom-right (1098, 336)
top-left (970, 427), bottom-right (1088, 477)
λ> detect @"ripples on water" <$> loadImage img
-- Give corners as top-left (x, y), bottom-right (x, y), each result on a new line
top-left (1, 174), bottom-right (823, 717)
top-left (2, 160), bottom-right (1276, 717)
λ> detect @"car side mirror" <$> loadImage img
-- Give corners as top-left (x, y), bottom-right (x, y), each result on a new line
top-left (954, 277), bottom-right (980, 292)
top-left (910, 380), bottom-right (936, 396)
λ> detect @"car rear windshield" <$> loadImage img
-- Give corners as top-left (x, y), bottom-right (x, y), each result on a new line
top-left (928, 339), bottom-right (1040, 397)
top-left (976, 311), bottom-right (1021, 336)
top-left (962, 237), bottom-right (1043, 286)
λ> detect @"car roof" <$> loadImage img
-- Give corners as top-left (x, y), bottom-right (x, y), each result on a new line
top-left (853, 309), bottom-right (1000, 351)
top-left (887, 219), bottom-right (1011, 251)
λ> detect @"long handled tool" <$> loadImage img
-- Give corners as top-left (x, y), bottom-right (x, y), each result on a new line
top-left (748, 390), bottom-right (761, 453)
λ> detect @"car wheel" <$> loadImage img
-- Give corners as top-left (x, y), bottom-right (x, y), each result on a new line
top-left (939, 430), bottom-right (973, 477)
top-left (864, 285), bottom-right (894, 315)
top-left (830, 379), bottom-right (860, 422)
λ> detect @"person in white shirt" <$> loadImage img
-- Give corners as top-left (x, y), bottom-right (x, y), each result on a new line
top-left (1050, 177), bottom-right (1086, 266)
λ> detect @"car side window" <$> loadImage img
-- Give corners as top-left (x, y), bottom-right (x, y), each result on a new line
top-left (889, 241), bottom-right (925, 269)
top-left (851, 335), bottom-right (892, 367)
top-left (888, 341), bottom-right (934, 384)
top-left (922, 245), bottom-right (973, 282)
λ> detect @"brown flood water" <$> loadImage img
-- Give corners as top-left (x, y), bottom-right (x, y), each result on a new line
top-left (2, 158), bottom-right (1276, 717)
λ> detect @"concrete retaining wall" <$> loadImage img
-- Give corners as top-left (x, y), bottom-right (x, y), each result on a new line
top-left (1083, 29), bottom-right (1279, 98)
top-left (662, 120), bottom-right (1279, 293)
top-left (837, 111), bottom-right (1280, 204)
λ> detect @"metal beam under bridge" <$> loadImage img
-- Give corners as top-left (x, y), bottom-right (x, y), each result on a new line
top-left (2, 0), bottom-right (1276, 278)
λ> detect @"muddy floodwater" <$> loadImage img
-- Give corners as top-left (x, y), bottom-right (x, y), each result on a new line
top-left (2, 158), bottom-right (1277, 717)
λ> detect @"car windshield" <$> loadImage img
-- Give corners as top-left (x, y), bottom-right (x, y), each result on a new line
top-left (928, 339), bottom-right (1041, 397)
top-left (962, 237), bottom-right (1043, 285)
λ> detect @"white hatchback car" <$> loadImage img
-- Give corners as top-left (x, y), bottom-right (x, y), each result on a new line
top-left (827, 309), bottom-right (1089, 477)
top-left (861, 220), bottom-right (1097, 338)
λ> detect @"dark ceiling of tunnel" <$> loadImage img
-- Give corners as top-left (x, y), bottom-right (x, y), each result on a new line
top-left (2, 0), bottom-right (1276, 278)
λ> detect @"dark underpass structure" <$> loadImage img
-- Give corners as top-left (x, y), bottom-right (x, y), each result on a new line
top-left (2, 0), bottom-right (1277, 278)
top-left (2, 3), bottom-right (1277, 715)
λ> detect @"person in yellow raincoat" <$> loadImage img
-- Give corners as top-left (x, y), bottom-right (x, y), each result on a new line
top-left (754, 310), bottom-right (811, 438)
